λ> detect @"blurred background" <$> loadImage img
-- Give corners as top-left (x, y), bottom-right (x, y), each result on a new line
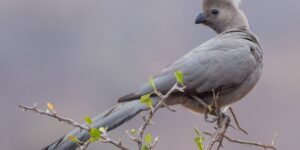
top-left (1, 0), bottom-right (299, 149)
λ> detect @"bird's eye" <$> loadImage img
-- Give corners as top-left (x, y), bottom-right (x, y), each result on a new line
top-left (211, 9), bottom-right (219, 15)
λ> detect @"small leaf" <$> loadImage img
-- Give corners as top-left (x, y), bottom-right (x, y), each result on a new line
top-left (174, 70), bottom-right (184, 85)
top-left (84, 116), bottom-right (92, 125)
top-left (142, 145), bottom-right (149, 150)
top-left (149, 76), bottom-right (157, 92)
top-left (194, 136), bottom-right (205, 143)
top-left (194, 127), bottom-right (201, 136)
top-left (130, 129), bottom-right (138, 135)
top-left (194, 128), bottom-right (205, 150)
top-left (89, 128), bottom-right (101, 142)
top-left (47, 102), bottom-right (55, 111)
top-left (68, 135), bottom-right (80, 145)
top-left (99, 127), bottom-right (106, 133)
top-left (194, 136), bottom-right (205, 150)
top-left (144, 133), bottom-right (152, 146)
top-left (140, 94), bottom-right (153, 108)
top-left (68, 135), bottom-right (77, 142)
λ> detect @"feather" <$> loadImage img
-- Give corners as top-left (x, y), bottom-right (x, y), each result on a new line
top-left (231, 0), bottom-right (242, 7)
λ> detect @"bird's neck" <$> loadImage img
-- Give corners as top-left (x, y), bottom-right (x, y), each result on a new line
top-left (218, 10), bottom-right (250, 34)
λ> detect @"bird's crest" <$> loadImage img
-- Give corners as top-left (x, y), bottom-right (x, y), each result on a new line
top-left (203, 0), bottom-right (242, 8)
top-left (231, 0), bottom-right (242, 7)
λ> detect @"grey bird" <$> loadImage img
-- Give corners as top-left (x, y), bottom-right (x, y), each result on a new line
top-left (44, 0), bottom-right (263, 149)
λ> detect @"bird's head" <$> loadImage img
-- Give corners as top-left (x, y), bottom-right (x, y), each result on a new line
top-left (195, 0), bottom-right (249, 33)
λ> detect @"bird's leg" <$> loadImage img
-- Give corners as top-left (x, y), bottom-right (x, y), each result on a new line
top-left (205, 89), bottom-right (234, 149)
top-left (206, 112), bottom-right (231, 150)
top-left (192, 88), bottom-right (223, 123)
top-left (205, 89), bottom-right (222, 123)
top-left (191, 95), bottom-right (218, 123)
top-left (204, 110), bottom-right (219, 123)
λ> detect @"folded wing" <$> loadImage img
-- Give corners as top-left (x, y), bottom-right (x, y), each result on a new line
top-left (118, 32), bottom-right (259, 102)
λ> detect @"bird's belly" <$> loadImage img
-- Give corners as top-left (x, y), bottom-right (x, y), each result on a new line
top-left (217, 65), bottom-right (263, 107)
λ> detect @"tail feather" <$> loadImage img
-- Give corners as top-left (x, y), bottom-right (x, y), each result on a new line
top-left (43, 98), bottom-right (159, 150)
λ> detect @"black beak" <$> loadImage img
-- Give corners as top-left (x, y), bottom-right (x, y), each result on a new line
top-left (195, 12), bottom-right (207, 24)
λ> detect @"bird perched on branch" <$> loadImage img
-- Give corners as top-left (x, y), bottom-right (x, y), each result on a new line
top-left (44, 0), bottom-right (262, 149)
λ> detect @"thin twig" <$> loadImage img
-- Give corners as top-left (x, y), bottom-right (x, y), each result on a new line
top-left (192, 95), bottom-right (210, 109)
top-left (223, 134), bottom-right (277, 150)
top-left (102, 137), bottom-right (129, 150)
top-left (229, 107), bottom-right (248, 135)
top-left (206, 115), bottom-right (230, 150)
top-left (18, 104), bottom-right (89, 131)
top-left (128, 83), bottom-right (185, 150)
top-left (204, 127), bottom-right (278, 150)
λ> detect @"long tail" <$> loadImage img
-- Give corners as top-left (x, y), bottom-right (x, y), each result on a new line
top-left (43, 98), bottom-right (159, 150)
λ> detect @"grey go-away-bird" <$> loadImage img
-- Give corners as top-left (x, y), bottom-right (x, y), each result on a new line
top-left (44, 0), bottom-right (262, 149)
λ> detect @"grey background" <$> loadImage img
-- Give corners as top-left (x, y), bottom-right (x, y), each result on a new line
top-left (1, 0), bottom-right (299, 149)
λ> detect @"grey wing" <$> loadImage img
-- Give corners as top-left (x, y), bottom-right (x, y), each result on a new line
top-left (118, 42), bottom-right (258, 102)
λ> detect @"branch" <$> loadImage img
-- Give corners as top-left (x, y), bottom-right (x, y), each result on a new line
top-left (224, 134), bottom-right (277, 150)
top-left (228, 107), bottom-right (248, 135)
top-left (201, 107), bottom-right (277, 150)
top-left (203, 131), bottom-right (277, 150)
top-left (194, 89), bottom-right (277, 150)
top-left (19, 104), bottom-right (89, 131)
top-left (205, 114), bottom-right (230, 150)
top-left (128, 83), bottom-right (185, 150)
top-left (18, 104), bottom-right (129, 150)
top-left (18, 81), bottom-right (278, 150)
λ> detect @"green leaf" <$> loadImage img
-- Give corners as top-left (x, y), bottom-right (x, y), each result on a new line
top-left (140, 94), bottom-right (153, 108)
top-left (89, 128), bottom-right (101, 142)
top-left (141, 145), bottom-right (149, 150)
top-left (194, 136), bottom-right (205, 150)
top-left (144, 133), bottom-right (152, 146)
top-left (174, 70), bottom-right (184, 85)
top-left (194, 128), bottom-right (205, 150)
top-left (149, 76), bottom-right (157, 92)
top-left (84, 116), bottom-right (92, 125)
top-left (130, 129), bottom-right (138, 135)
